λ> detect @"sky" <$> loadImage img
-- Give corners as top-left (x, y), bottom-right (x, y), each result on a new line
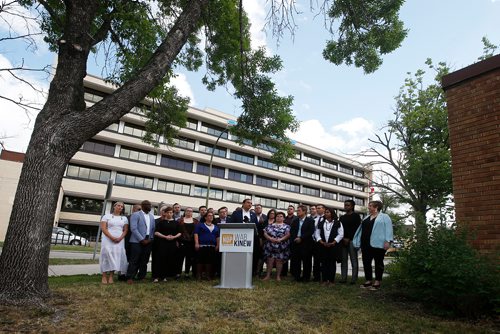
top-left (1, 0), bottom-right (499, 155)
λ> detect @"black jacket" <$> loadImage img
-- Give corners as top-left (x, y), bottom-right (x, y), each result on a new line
top-left (290, 216), bottom-right (315, 242)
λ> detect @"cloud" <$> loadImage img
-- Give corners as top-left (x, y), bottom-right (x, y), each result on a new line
top-left (243, 0), bottom-right (268, 49)
top-left (289, 117), bottom-right (375, 155)
top-left (169, 73), bottom-right (196, 106)
top-left (0, 2), bottom-right (47, 53)
top-left (0, 55), bottom-right (48, 152)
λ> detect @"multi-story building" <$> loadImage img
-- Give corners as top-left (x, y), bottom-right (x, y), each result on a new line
top-left (0, 74), bottom-right (371, 240)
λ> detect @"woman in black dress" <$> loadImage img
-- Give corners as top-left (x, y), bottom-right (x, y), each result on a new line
top-left (178, 207), bottom-right (199, 278)
top-left (152, 206), bottom-right (182, 282)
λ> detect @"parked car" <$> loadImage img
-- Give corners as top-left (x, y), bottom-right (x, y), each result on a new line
top-left (51, 227), bottom-right (89, 246)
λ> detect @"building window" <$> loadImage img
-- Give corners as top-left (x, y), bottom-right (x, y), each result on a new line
top-left (61, 195), bottom-right (103, 214)
top-left (354, 197), bottom-right (365, 206)
top-left (302, 186), bottom-right (320, 197)
top-left (198, 141), bottom-right (227, 158)
top-left (322, 190), bottom-right (337, 200)
top-left (256, 175), bottom-right (278, 188)
top-left (322, 159), bottom-right (338, 170)
top-left (278, 200), bottom-right (299, 210)
top-left (321, 174), bottom-right (337, 185)
top-left (354, 169), bottom-right (364, 178)
top-left (303, 153), bottom-right (320, 165)
top-left (280, 181), bottom-right (300, 193)
top-left (294, 151), bottom-right (302, 160)
top-left (257, 142), bottom-right (277, 153)
top-left (196, 163), bottom-right (225, 178)
top-left (230, 150), bottom-right (254, 165)
top-left (123, 122), bottom-right (147, 138)
top-left (226, 191), bottom-right (252, 203)
top-left (200, 122), bottom-right (228, 139)
top-left (186, 118), bottom-right (198, 130)
top-left (338, 178), bottom-right (353, 189)
top-left (279, 165), bottom-right (301, 176)
top-left (115, 172), bottom-right (153, 189)
top-left (193, 186), bottom-right (223, 200)
top-left (231, 135), bottom-right (253, 145)
top-left (354, 183), bottom-right (364, 191)
top-left (302, 169), bottom-right (320, 181)
top-left (339, 164), bottom-right (353, 175)
top-left (338, 193), bottom-right (353, 202)
top-left (160, 156), bottom-right (193, 172)
top-left (157, 180), bottom-right (191, 195)
top-left (254, 195), bottom-right (277, 208)
top-left (257, 157), bottom-right (278, 170)
top-left (172, 137), bottom-right (195, 150)
top-left (228, 169), bottom-right (253, 184)
top-left (66, 164), bottom-right (111, 183)
top-left (119, 146), bottom-right (157, 164)
top-left (81, 140), bottom-right (115, 157)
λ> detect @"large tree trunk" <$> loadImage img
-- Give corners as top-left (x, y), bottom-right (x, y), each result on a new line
top-left (0, 0), bottom-right (208, 304)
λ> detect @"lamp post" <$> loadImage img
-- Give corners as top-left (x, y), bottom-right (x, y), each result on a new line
top-left (206, 120), bottom-right (237, 208)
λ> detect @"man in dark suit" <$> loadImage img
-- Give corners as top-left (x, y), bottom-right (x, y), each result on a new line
top-left (214, 206), bottom-right (231, 225)
top-left (232, 199), bottom-right (259, 274)
top-left (312, 204), bottom-right (325, 281)
top-left (126, 200), bottom-right (156, 283)
top-left (290, 205), bottom-right (316, 282)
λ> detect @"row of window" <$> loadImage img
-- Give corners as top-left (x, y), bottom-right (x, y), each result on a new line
top-left (104, 118), bottom-right (366, 178)
top-left (64, 164), bottom-right (366, 206)
top-left (80, 139), bottom-right (366, 192)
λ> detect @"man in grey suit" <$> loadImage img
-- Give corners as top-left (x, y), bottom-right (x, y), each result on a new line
top-left (127, 200), bottom-right (155, 283)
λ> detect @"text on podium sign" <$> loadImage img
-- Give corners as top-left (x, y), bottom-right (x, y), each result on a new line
top-left (219, 228), bottom-right (254, 253)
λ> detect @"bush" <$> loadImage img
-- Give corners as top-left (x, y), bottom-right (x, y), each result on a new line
top-left (387, 223), bottom-right (499, 318)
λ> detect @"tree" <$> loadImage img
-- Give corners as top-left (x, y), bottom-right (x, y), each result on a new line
top-left (364, 59), bottom-right (452, 241)
top-left (477, 36), bottom-right (499, 61)
top-left (0, 0), bottom-right (406, 304)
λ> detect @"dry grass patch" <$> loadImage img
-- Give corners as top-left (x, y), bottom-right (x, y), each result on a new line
top-left (0, 275), bottom-right (496, 333)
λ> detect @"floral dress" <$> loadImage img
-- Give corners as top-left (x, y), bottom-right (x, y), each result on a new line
top-left (263, 223), bottom-right (291, 260)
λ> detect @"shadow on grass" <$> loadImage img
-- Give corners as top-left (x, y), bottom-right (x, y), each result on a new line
top-left (0, 275), bottom-right (496, 333)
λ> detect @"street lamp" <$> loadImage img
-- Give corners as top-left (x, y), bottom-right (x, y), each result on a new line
top-left (206, 120), bottom-right (237, 208)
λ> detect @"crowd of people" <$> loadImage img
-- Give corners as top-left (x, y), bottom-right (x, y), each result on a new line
top-left (98, 198), bottom-right (393, 290)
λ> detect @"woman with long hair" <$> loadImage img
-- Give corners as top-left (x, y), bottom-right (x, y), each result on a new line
top-left (99, 202), bottom-right (129, 284)
top-left (316, 207), bottom-right (344, 286)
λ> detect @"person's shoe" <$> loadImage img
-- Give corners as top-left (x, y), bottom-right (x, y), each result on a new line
top-left (360, 281), bottom-right (372, 288)
top-left (163, 278), bottom-right (168, 282)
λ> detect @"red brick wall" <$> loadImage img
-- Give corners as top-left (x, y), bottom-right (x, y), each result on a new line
top-left (444, 63), bottom-right (499, 258)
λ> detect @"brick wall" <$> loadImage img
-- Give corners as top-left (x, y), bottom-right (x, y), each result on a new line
top-left (442, 54), bottom-right (499, 258)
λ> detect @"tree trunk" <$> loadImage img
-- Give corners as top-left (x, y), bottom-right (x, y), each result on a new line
top-left (0, 0), bottom-right (209, 305)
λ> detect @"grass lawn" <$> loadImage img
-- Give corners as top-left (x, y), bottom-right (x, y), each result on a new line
top-left (0, 275), bottom-right (496, 333)
top-left (48, 258), bottom-right (99, 265)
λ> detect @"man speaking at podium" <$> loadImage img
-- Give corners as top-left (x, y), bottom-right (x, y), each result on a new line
top-left (231, 198), bottom-right (259, 274)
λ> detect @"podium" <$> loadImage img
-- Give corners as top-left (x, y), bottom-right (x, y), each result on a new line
top-left (216, 223), bottom-right (256, 289)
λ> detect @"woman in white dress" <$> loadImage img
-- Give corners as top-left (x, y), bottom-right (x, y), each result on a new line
top-left (100, 202), bottom-right (129, 284)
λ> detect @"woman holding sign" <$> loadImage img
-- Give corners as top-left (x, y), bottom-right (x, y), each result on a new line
top-left (262, 211), bottom-right (291, 281)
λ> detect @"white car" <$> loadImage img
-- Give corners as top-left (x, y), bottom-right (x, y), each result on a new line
top-left (51, 227), bottom-right (88, 246)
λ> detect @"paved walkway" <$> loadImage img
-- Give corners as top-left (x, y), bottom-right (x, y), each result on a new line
top-left (1, 248), bottom-right (392, 277)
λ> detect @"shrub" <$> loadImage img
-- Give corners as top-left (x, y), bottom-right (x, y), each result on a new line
top-left (387, 223), bottom-right (499, 318)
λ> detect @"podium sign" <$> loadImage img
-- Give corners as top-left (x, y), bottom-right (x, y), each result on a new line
top-left (216, 223), bottom-right (256, 289)
top-left (220, 228), bottom-right (254, 253)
